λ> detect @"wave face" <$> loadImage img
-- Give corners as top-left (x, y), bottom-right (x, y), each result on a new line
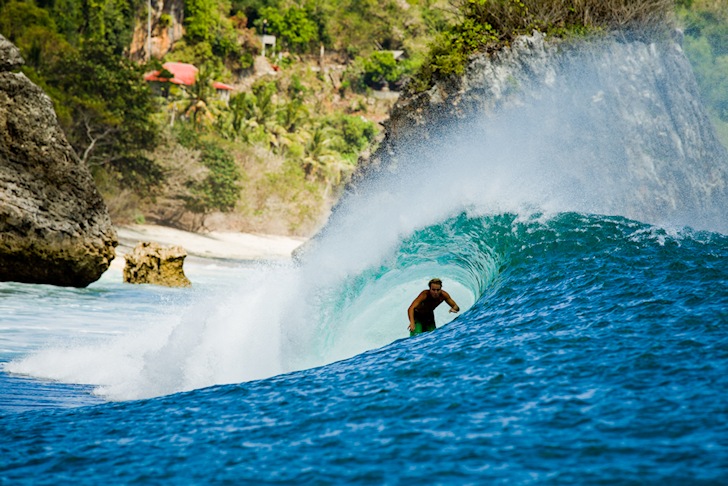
top-left (3, 39), bottom-right (728, 482)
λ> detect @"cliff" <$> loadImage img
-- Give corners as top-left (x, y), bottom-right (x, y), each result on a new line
top-left (129, 0), bottom-right (185, 61)
top-left (0, 35), bottom-right (118, 287)
top-left (342, 31), bottom-right (728, 233)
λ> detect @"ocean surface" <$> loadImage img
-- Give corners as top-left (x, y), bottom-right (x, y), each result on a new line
top-left (2, 211), bottom-right (727, 483)
top-left (3, 42), bottom-right (728, 484)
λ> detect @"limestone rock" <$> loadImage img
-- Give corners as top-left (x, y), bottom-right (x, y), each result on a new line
top-left (0, 35), bottom-right (24, 71)
top-left (129, 0), bottom-right (185, 61)
top-left (0, 35), bottom-right (118, 287)
top-left (123, 242), bottom-right (191, 287)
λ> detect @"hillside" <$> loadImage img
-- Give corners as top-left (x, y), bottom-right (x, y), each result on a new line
top-left (1, 0), bottom-right (726, 236)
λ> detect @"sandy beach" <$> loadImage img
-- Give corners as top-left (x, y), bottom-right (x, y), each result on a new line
top-left (112, 224), bottom-right (307, 269)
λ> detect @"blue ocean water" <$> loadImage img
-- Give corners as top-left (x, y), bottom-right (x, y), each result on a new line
top-left (1, 211), bottom-right (727, 483)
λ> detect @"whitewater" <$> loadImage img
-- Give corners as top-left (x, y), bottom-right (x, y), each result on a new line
top-left (2, 38), bottom-right (728, 483)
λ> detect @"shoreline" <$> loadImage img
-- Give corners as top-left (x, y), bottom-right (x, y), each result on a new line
top-left (111, 224), bottom-right (307, 270)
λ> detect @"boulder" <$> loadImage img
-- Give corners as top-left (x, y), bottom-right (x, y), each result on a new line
top-left (123, 242), bottom-right (191, 287)
top-left (0, 35), bottom-right (118, 287)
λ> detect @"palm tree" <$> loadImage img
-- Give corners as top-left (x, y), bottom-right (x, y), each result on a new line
top-left (278, 98), bottom-right (309, 133)
top-left (182, 65), bottom-right (217, 131)
top-left (300, 125), bottom-right (337, 180)
top-left (227, 82), bottom-right (278, 142)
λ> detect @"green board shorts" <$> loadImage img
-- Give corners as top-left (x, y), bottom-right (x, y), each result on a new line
top-left (410, 319), bottom-right (436, 337)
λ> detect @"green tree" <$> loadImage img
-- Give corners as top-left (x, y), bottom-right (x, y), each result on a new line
top-left (257, 5), bottom-right (319, 53)
top-left (678, 0), bottom-right (728, 144)
top-left (59, 0), bottom-right (142, 54)
top-left (345, 50), bottom-right (404, 91)
top-left (184, 0), bottom-right (218, 43)
top-left (0, 1), bottom-right (56, 43)
top-left (46, 43), bottom-right (161, 189)
top-left (278, 98), bottom-right (308, 133)
top-left (331, 114), bottom-right (377, 158)
top-left (228, 81), bottom-right (277, 131)
top-left (0, 1), bottom-right (71, 71)
top-left (190, 0), bottom-right (244, 58)
top-left (182, 64), bottom-right (218, 131)
top-left (49, 0), bottom-right (84, 46)
top-left (184, 141), bottom-right (241, 229)
top-left (299, 124), bottom-right (336, 180)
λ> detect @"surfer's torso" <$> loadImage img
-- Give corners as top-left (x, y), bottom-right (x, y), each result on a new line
top-left (413, 291), bottom-right (445, 327)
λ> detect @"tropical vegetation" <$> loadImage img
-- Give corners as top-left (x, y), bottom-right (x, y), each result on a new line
top-left (0, 0), bottom-right (726, 234)
top-left (677, 0), bottom-right (728, 146)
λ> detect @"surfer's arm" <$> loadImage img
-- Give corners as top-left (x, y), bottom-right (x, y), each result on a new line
top-left (443, 291), bottom-right (460, 313)
top-left (407, 291), bottom-right (427, 331)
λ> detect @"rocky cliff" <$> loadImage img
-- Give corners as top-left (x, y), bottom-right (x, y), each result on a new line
top-left (343, 31), bottom-right (728, 233)
top-left (129, 0), bottom-right (185, 61)
top-left (0, 35), bottom-right (117, 287)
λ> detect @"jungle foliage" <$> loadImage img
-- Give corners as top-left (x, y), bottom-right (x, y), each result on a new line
top-left (408, 0), bottom-right (677, 93)
top-left (677, 0), bottom-right (728, 145)
top-left (0, 0), bottom-right (161, 193)
top-left (2, 0), bottom-right (727, 233)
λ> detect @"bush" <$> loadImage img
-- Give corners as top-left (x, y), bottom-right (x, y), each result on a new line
top-left (185, 141), bottom-right (241, 215)
top-left (256, 5), bottom-right (319, 53)
top-left (330, 114), bottom-right (377, 157)
top-left (410, 0), bottom-right (675, 93)
top-left (345, 50), bottom-right (405, 91)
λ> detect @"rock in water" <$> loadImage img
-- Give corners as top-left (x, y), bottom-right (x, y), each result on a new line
top-left (0, 35), bottom-right (117, 287)
top-left (123, 242), bottom-right (191, 287)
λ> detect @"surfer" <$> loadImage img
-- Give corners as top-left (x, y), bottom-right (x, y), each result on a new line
top-left (408, 278), bottom-right (459, 336)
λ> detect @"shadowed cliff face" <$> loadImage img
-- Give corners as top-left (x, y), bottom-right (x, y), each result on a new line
top-left (340, 32), bottom-right (728, 234)
top-left (0, 35), bottom-right (117, 287)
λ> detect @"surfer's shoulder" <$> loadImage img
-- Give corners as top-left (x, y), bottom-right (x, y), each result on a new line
top-left (415, 289), bottom-right (429, 302)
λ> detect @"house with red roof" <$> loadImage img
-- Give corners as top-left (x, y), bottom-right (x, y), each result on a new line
top-left (144, 62), bottom-right (234, 102)
top-left (212, 81), bottom-right (235, 103)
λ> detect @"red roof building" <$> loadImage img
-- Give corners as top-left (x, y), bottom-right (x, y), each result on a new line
top-left (144, 62), bottom-right (199, 86)
top-left (144, 62), bottom-right (235, 103)
top-left (212, 81), bottom-right (234, 91)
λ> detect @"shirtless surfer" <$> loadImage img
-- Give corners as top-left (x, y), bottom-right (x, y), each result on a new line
top-left (408, 278), bottom-right (459, 336)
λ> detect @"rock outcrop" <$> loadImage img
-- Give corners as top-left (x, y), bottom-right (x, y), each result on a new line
top-left (0, 35), bottom-right (118, 287)
top-left (129, 0), bottom-right (185, 61)
top-left (343, 31), bottom-right (728, 233)
top-left (123, 242), bottom-right (191, 287)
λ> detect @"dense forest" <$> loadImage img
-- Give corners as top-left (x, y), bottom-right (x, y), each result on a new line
top-left (1, 0), bottom-right (726, 235)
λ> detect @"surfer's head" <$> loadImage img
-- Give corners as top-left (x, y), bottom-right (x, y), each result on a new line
top-left (428, 278), bottom-right (443, 295)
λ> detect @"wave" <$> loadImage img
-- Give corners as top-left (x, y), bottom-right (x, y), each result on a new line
top-left (6, 207), bottom-right (723, 403)
top-left (6, 38), bottom-right (728, 401)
